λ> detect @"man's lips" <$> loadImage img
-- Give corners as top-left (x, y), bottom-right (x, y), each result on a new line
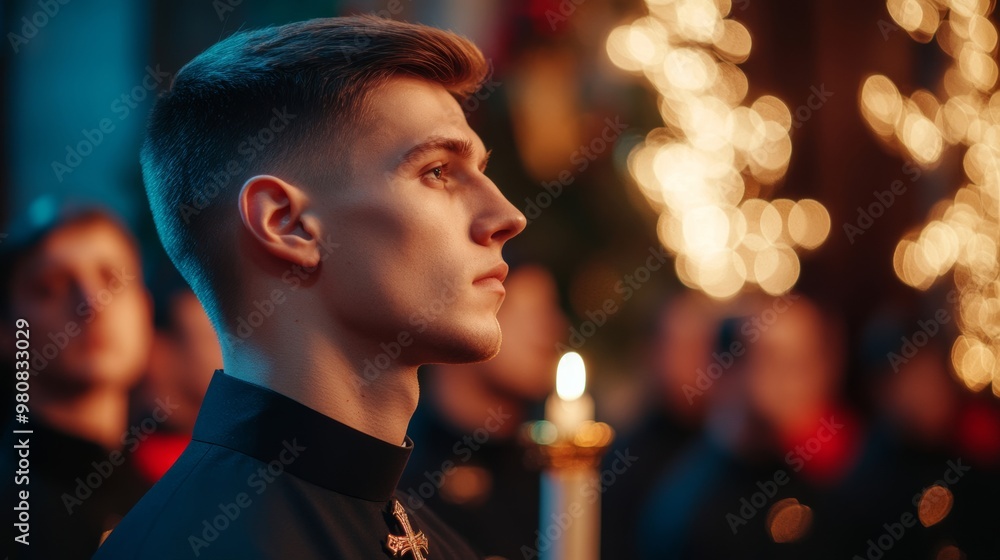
top-left (473, 263), bottom-right (509, 291)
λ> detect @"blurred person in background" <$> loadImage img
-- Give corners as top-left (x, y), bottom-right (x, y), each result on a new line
top-left (400, 263), bottom-right (567, 559)
top-left (637, 293), bottom-right (864, 560)
top-left (859, 313), bottom-right (1000, 467)
top-left (601, 290), bottom-right (729, 559)
top-left (130, 283), bottom-right (221, 483)
top-left (843, 317), bottom-right (1000, 557)
top-left (0, 208), bottom-right (154, 560)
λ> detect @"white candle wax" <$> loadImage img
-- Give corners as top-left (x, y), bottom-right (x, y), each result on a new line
top-left (544, 392), bottom-right (595, 437)
top-left (540, 469), bottom-right (600, 560)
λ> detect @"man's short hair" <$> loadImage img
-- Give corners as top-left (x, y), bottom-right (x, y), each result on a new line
top-left (141, 15), bottom-right (489, 327)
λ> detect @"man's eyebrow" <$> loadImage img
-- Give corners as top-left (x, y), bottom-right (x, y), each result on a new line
top-left (397, 136), bottom-right (488, 169)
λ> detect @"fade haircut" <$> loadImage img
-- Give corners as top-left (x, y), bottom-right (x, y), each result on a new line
top-left (141, 15), bottom-right (488, 327)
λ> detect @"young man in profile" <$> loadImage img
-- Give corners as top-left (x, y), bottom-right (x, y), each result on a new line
top-left (94, 15), bottom-right (525, 559)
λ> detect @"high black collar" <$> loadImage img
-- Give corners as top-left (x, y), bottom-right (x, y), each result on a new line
top-left (192, 370), bottom-right (412, 502)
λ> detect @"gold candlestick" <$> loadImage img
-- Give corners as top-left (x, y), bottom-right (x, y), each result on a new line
top-left (521, 419), bottom-right (615, 560)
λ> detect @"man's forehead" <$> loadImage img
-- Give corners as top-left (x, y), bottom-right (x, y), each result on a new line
top-left (369, 80), bottom-right (476, 131)
top-left (342, 77), bottom-right (488, 173)
top-left (369, 75), bottom-right (467, 113)
top-left (36, 224), bottom-right (135, 268)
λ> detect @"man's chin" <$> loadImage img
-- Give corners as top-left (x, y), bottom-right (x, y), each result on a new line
top-left (437, 340), bottom-right (501, 364)
top-left (422, 323), bottom-right (502, 365)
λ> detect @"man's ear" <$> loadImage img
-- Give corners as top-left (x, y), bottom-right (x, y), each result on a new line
top-left (238, 175), bottom-right (321, 268)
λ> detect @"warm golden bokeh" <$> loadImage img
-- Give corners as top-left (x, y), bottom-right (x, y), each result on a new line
top-left (608, 0), bottom-right (831, 300)
top-left (862, 0), bottom-right (1000, 396)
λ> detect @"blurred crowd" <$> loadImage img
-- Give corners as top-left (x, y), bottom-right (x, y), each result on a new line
top-left (0, 208), bottom-right (220, 559)
top-left (2, 204), bottom-right (998, 560)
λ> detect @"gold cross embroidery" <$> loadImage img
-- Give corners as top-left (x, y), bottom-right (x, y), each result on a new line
top-left (386, 500), bottom-right (429, 560)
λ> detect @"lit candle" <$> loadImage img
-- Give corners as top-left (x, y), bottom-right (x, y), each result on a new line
top-left (544, 352), bottom-right (595, 436)
top-left (539, 352), bottom-right (600, 560)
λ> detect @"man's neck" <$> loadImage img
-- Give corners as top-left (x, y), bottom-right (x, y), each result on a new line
top-left (430, 366), bottom-right (524, 439)
top-left (221, 326), bottom-right (420, 446)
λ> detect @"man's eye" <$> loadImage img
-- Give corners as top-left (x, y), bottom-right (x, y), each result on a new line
top-left (31, 278), bottom-right (66, 300)
top-left (424, 164), bottom-right (449, 183)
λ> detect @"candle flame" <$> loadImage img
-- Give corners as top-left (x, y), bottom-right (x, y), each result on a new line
top-left (556, 352), bottom-right (586, 401)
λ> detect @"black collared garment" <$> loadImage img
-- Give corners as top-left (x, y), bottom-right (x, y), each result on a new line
top-left (2, 418), bottom-right (150, 560)
top-left (93, 371), bottom-right (482, 559)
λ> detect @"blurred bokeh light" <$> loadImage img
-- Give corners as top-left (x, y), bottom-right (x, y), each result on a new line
top-left (859, 0), bottom-right (1000, 396)
top-left (607, 0), bottom-right (831, 300)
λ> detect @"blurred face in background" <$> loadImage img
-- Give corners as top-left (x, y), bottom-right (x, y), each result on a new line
top-left (653, 293), bottom-right (723, 418)
top-left (745, 299), bottom-right (839, 434)
top-left (480, 265), bottom-right (567, 401)
top-left (880, 347), bottom-right (958, 445)
top-left (9, 219), bottom-right (152, 393)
